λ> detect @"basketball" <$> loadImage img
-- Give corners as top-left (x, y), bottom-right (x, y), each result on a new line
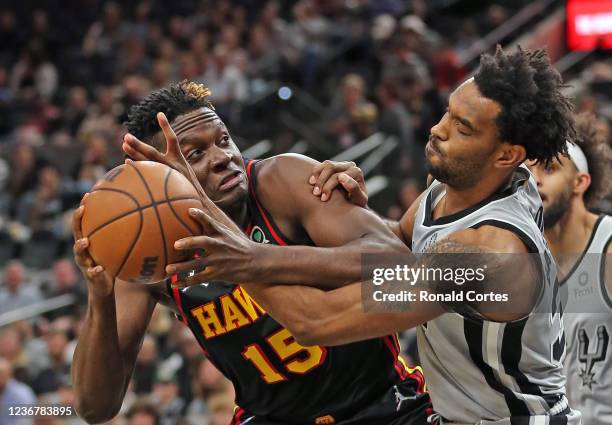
top-left (80, 161), bottom-right (203, 284)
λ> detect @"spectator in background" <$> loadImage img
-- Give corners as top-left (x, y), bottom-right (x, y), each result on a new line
top-left (61, 86), bottom-right (89, 136)
top-left (30, 324), bottom-right (71, 395)
top-left (200, 45), bottom-right (248, 121)
top-left (9, 41), bottom-right (58, 101)
top-left (206, 391), bottom-right (237, 425)
top-left (0, 357), bottom-right (36, 425)
top-left (78, 86), bottom-right (122, 140)
top-left (126, 399), bottom-right (161, 425)
top-left (0, 327), bottom-right (29, 384)
top-left (16, 165), bottom-right (66, 234)
top-left (0, 261), bottom-right (42, 313)
top-left (5, 144), bottom-right (42, 210)
top-left (43, 259), bottom-right (87, 320)
top-left (327, 73), bottom-right (368, 148)
top-left (134, 335), bottom-right (158, 396)
top-left (376, 79), bottom-right (419, 178)
top-left (185, 359), bottom-right (233, 425)
top-left (151, 371), bottom-right (184, 425)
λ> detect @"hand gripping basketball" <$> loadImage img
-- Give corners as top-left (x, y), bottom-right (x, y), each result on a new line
top-left (72, 196), bottom-right (114, 297)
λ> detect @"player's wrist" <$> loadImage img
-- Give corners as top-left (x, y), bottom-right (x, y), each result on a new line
top-left (86, 281), bottom-right (116, 303)
top-left (249, 243), bottom-right (277, 283)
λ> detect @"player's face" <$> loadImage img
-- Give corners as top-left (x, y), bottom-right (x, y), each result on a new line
top-left (426, 79), bottom-right (502, 189)
top-left (166, 108), bottom-right (248, 211)
top-left (527, 157), bottom-right (575, 228)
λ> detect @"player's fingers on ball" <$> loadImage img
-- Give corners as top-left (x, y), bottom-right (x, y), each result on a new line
top-left (122, 142), bottom-right (148, 161)
top-left (165, 257), bottom-right (206, 275)
top-left (72, 206), bottom-right (85, 239)
top-left (73, 239), bottom-right (92, 264)
top-left (174, 234), bottom-right (218, 252)
top-left (187, 208), bottom-right (220, 235)
top-left (125, 134), bottom-right (164, 161)
top-left (86, 265), bottom-right (104, 280)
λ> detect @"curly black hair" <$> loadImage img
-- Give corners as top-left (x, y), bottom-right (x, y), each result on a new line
top-left (573, 112), bottom-right (611, 209)
top-left (474, 46), bottom-right (575, 167)
top-left (125, 81), bottom-right (213, 149)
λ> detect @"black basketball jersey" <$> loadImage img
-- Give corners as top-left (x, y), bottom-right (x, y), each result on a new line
top-left (166, 159), bottom-right (425, 424)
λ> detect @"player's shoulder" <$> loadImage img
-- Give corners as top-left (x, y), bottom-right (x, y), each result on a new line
top-left (448, 225), bottom-right (529, 254)
top-left (256, 154), bottom-right (317, 186)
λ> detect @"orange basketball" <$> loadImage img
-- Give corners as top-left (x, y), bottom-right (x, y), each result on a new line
top-left (81, 161), bottom-right (203, 284)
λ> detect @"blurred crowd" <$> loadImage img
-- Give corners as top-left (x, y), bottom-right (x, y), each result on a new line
top-left (0, 0), bottom-right (611, 424)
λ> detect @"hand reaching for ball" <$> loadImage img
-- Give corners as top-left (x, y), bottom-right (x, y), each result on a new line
top-left (72, 196), bottom-right (115, 297)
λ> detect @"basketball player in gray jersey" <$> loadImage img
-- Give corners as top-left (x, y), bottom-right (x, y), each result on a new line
top-left (168, 47), bottom-right (580, 424)
top-left (528, 113), bottom-right (612, 425)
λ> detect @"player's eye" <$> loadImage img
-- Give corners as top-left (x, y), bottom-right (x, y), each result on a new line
top-left (455, 120), bottom-right (469, 136)
top-left (186, 149), bottom-right (203, 161)
top-left (219, 135), bottom-right (230, 145)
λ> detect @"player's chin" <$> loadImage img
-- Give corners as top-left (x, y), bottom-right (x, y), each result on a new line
top-left (213, 181), bottom-right (249, 208)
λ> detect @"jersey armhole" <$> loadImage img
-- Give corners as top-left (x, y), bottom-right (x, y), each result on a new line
top-left (459, 219), bottom-right (544, 323)
top-left (601, 235), bottom-right (612, 311)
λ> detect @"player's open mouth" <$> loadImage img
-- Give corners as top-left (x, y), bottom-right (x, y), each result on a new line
top-left (219, 171), bottom-right (243, 191)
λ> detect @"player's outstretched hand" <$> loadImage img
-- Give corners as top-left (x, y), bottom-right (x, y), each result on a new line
top-left (72, 196), bottom-right (114, 297)
top-left (166, 208), bottom-right (261, 287)
top-left (122, 112), bottom-right (192, 179)
top-left (309, 160), bottom-right (368, 207)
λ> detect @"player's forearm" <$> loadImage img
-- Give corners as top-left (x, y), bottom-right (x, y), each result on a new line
top-left (243, 281), bottom-right (438, 346)
top-left (72, 293), bottom-right (129, 423)
top-left (252, 234), bottom-right (408, 289)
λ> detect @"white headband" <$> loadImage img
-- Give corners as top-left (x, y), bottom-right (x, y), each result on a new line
top-left (565, 141), bottom-right (589, 174)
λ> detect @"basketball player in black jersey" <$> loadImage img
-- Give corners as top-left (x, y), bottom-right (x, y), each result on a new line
top-left (154, 48), bottom-right (581, 424)
top-left (71, 81), bottom-right (431, 425)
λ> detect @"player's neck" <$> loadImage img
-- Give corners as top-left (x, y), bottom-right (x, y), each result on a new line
top-left (544, 199), bottom-right (599, 256)
top-left (226, 200), bottom-right (249, 229)
top-left (440, 172), bottom-right (509, 219)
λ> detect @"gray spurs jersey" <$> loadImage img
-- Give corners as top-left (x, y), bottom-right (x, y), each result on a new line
top-left (412, 165), bottom-right (581, 424)
top-left (562, 214), bottom-right (612, 425)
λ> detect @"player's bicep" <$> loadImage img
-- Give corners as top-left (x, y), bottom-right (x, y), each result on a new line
top-left (302, 194), bottom-right (397, 247)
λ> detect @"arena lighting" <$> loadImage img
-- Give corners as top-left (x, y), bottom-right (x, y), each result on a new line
top-left (278, 86), bottom-right (292, 100)
top-left (567, 0), bottom-right (612, 50)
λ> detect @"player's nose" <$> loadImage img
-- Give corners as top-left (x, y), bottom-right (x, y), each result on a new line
top-left (210, 146), bottom-right (232, 172)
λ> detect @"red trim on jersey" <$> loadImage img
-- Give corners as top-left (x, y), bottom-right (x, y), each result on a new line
top-left (232, 407), bottom-right (246, 425)
top-left (383, 335), bottom-right (407, 380)
top-left (171, 275), bottom-right (188, 326)
top-left (245, 160), bottom-right (288, 246)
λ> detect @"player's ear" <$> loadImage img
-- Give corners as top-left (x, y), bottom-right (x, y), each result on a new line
top-left (494, 143), bottom-right (526, 170)
top-left (573, 172), bottom-right (591, 197)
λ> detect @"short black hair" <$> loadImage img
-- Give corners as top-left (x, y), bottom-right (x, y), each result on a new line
top-left (573, 112), bottom-right (611, 208)
top-left (474, 46), bottom-right (575, 167)
top-left (125, 81), bottom-right (213, 148)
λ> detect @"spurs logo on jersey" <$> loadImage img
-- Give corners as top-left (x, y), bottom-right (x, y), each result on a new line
top-left (577, 325), bottom-right (609, 389)
top-left (561, 214), bottom-right (612, 425)
top-left (411, 165), bottom-right (580, 424)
